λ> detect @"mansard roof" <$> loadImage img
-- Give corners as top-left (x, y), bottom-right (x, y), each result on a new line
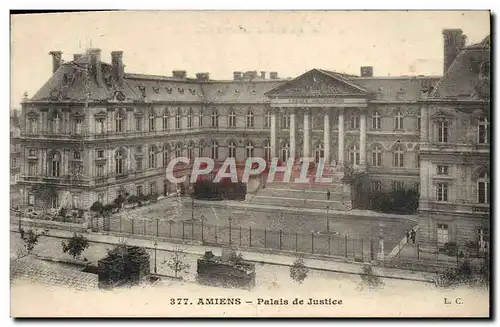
top-left (430, 35), bottom-right (490, 100)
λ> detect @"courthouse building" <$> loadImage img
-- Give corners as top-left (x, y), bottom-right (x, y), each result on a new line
top-left (18, 29), bottom-right (489, 247)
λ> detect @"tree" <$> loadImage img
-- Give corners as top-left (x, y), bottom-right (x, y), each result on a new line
top-left (359, 265), bottom-right (384, 289)
top-left (90, 201), bottom-right (103, 214)
top-left (31, 184), bottom-right (57, 215)
top-left (62, 233), bottom-right (90, 260)
top-left (290, 257), bottom-right (309, 284)
top-left (21, 229), bottom-right (39, 255)
top-left (162, 245), bottom-right (190, 278)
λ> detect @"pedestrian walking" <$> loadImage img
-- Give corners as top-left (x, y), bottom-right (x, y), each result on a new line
top-left (410, 228), bottom-right (416, 244)
top-left (405, 229), bottom-right (410, 243)
top-left (326, 189), bottom-right (331, 201)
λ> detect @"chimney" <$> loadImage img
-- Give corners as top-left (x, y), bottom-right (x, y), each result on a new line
top-left (172, 70), bottom-right (187, 79)
top-left (49, 51), bottom-right (63, 74)
top-left (442, 29), bottom-right (467, 74)
top-left (87, 48), bottom-right (103, 85)
top-left (243, 70), bottom-right (258, 80)
top-left (111, 51), bottom-right (125, 86)
top-left (260, 71), bottom-right (266, 79)
top-left (233, 71), bottom-right (242, 80)
top-left (270, 71), bottom-right (279, 79)
top-left (73, 54), bottom-right (83, 61)
top-left (360, 66), bottom-right (373, 77)
top-left (196, 72), bottom-right (210, 81)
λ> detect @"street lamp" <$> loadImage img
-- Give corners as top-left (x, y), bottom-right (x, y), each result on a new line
top-left (153, 239), bottom-right (158, 274)
top-left (228, 216), bottom-right (232, 245)
top-left (326, 206), bottom-right (330, 232)
top-left (191, 196), bottom-right (194, 221)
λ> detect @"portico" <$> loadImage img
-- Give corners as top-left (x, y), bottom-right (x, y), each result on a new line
top-left (265, 69), bottom-right (369, 171)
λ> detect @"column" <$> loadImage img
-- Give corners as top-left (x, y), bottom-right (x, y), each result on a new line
top-left (359, 113), bottom-right (366, 166)
top-left (338, 110), bottom-right (344, 165)
top-left (420, 104), bottom-right (429, 144)
top-left (303, 108), bottom-right (311, 158)
top-left (289, 110), bottom-right (296, 161)
top-left (270, 108), bottom-right (277, 158)
top-left (323, 110), bottom-right (330, 164)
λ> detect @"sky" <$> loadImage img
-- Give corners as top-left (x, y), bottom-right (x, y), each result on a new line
top-left (10, 10), bottom-right (490, 109)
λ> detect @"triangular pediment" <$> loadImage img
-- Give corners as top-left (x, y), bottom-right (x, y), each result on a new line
top-left (265, 69), bottom-right (367, 97)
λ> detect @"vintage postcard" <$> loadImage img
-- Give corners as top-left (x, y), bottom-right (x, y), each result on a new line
top-left (9, 10), bottom-right (491, 318)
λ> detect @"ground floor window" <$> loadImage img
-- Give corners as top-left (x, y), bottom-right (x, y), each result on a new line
top-left (72, 195), bottom-right (80, 209)
top-left (478, 229), bottom-right (488, 252)
top-left (149, 182), bottom-right (156, 195)
top-left (97, 192), bottom-right (105, 204)
top-left (163, 180), bottom-right (168, 196)
top-left (136, 185), bottom-right (143, 196)
top-left (391, 181), bottom-right (404, 192)
top-left (437, 223), bottom-right (449, 244)
top-left (50, 196), bottom-right (58, 209)
top-left (28, 194), bottom-right (35, 206)
top-left (370, 180), bottom-right (382, 193)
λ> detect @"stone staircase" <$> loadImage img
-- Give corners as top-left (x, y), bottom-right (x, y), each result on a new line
top-left (246, 165), bottom-right (352, 210)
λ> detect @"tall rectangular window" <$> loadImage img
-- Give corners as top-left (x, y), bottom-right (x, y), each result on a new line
top-left (437, 121), bottom-right (448, 143)
top-left (28, 162), bottom-right (37, 176)
top-left (436, 183), bottom-right (448, 202)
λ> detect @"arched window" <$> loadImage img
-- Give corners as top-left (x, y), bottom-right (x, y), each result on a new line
top-left (265, 110), bottom-right (271, 128)
top-left (187, 141), bottom-right (194, 160)
top-left (245, 141), bottom-right (254, 158)
top-left (246, 110), bottom-right (254, 128)
top-left (394, 111), bottom-right (404, 130)
top-left (115, 111), bottom-right (124, 133)
top-left (478, 116), bottom-right (489, 144)
top-left (187, 108), bottom-right (193, 128)
top-left (228, 141), bottom-right (236, 158)
top-left (115, 149), bottom-right (125, 174)
top-left (394, 145), bottom-right (404, 167)
top-left (210, 141), bottom-right (218, 160)
top-left (148, 146), bottom-right (157, 168)
top-left (49, 152), bottom-right (61, 177)
top-left (372, 145), bottom-right (382, 167)
top-left (149, 111), bottom-right (155, 131)
top-left (264, 140), bottom-right (271, 161)
top-left (314, 143), bottom-right (324, 164)
top-left (349, 145), bottom-right (360, 165)
top-left (350, 114), bottom-right (359, 130)
top-left (175, 108), bottom-right (181, 129)
top-left (281, 142), bottom-right (290, 162)
top-left (229, 110), bottom-right (236, 128)
top-left (162, 109), bottom-right (169, 130)
top-left (437, 120), bottom-right (449, 143)
top-left (162, 144), bottom-right (169, 166)
top-left (372, 111), bottom-right (381, 130)
top-left (211, 110), bottom-right (219, 128)
top-left (477, 171), bottom-right (490, 204)
top-left (282, 112), bottom-right (290, 129)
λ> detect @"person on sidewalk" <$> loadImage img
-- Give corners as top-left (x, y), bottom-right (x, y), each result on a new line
top-left (326, 189), bottom-right (331, 201)
top-left (410, 228), bottom-right (416, 244)
top-left (405, 229), bottom-right (410, 243)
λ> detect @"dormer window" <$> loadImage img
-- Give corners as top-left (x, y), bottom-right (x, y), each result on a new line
top-left (251, 90), bottom-right (257, 95)
top-left (234, 89), bottom-right (240, 95)
top-left (217, 90), bottom-right (223, 95)
top-left (189, 88), bottom-right (196, 95)
top-left (178, 88), bottom-right (184, 94)
top-left (166, 87), bottom-right (173, 94)
top-left (73, 151), bottom-right (81, 160)
top-left (152, 86), bottom-right (160, 93)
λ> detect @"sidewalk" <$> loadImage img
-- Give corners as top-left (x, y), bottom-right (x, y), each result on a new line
top-left (11, 225), bottom-right (436, 283)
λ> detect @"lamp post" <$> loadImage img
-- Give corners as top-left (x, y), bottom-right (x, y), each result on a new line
top-left (228, 216), bottom-right (232, 245)
top-left (191, 196), bottom-right (194, 221)
top-left (153, 239), bottom-right (158, 274)
top-left (326, 205), bottom-right (330, 232)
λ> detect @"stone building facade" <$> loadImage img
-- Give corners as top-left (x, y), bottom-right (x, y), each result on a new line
top-left (17, 29), bottom-right (490, 248)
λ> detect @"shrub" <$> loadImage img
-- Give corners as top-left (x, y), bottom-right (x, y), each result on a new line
top-left (62, 233), bottom-right (90, 259)
top-left (443, 242), bottom-right (458, 256)
top-left (59, 207), bottom-right (67, 218)
top-left (359, 265), bottom-right (384, 289)
top-left (90, 201), bottom-right (104, 213)
top-left (290, 257), bottom-right (308, 284)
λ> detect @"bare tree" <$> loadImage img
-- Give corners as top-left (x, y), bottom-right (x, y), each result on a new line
top-left (162, 245), bottom-right (190, 278)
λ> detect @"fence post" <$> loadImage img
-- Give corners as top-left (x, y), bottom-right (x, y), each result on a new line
top-left (239, 226), bottom-right (242, 246)
top-left (201, 220), bottom-right (204, 242)
top-left (191, 221), bottom-right (194, 240)
top-left (249, 226), bottom-right (252, 247)
top-left (279, 229), bottom-right (283, 250)
top-left (417, 243), bottom-right (420, 260)
top-left (456, 246), bottom-right (459, 265)
top-left (264, 229), bottom-right (267, 248)
top-left (344, 235), bottom-right (348, 258)
top-left (169, 222), bottom-right (172, 238)
top-left (295, 232), bottom-right (298, 252)
top-left (328, 235), bottom-right (331, 256)
top-left (215, 226), bottom-right (218, 243)
top-left (119, 217), bottom-right (122, 233)
top-left (156, 218), bottom-right (159, 237)
top-left (398, 242), bottom-right (401, 258)
top-left (143, 219), bottom-right (146, 235)
top-left (132, 218), bottom-right (135, 234)
top-left (361, 238), bottom-right (364, 262)
top-left (182, 221), bottom-right (185, 240)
